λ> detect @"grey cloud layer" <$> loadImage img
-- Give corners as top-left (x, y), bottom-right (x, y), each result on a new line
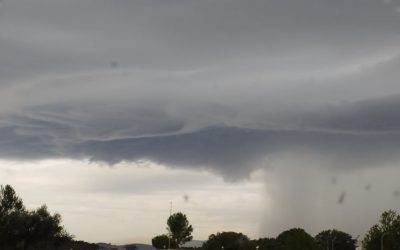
top-left (1, 0), bottom-right (400, 180)
top-left (2, 70), bottom-right (400, 180)
top-left (1, 0), bottom-right (400, 82)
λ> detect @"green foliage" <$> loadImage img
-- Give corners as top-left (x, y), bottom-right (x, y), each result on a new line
top-left (202, 232), bottom-right (252, 250)
top-left (276, 228), bottom-right (319, 250)
top-left (362, 210), bottom-right (400, 250)
top-left (0, 184), bottom-right (72, 249)
top-left (201, 228), bottom-right (356, 250)
top-left (26, 205), bottom-right (71, 244)
top-left (315, 229), bottom-right (356, 250)
top-left (0, 185), bottom-right (24, 216)
top-left (0, 184), bottom-right (28, 248)
top-left (167, 212), bottom-right (193, 246)
top-left (152, 234), bottom-right (177, 249)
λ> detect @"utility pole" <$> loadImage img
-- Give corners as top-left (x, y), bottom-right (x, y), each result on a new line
top-left (381, 233), bottom-right (386, 250)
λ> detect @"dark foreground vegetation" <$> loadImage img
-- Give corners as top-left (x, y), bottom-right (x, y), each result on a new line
top-left (153, 210), bottom-right (400, 250)
top-left (0, 185), bottom-right (97, 250)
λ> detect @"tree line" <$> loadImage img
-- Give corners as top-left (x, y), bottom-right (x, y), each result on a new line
top-left (153, 210), bottom-right (400, 250)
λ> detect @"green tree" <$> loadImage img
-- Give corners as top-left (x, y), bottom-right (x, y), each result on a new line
top-left (362, 210), bottom-right (400, 250)
top-left (26, 205), bottom-right (71, 246)
top-left (0, 184), bottom-right (24, 215)
top-left (152, 234), bottom-right (177, 249)
top-left (167, 212), bottom-right (193, 247)
top-left (0, 184), bottom-right (27, 248)
top-left (315, 230), bottom-right (356, 250)
top-left (202, 232), bottom-right (251, 250)
top-left (276, 228), bottom-right (319, 250)
top-left (0, 184), bottom-right (72, 249)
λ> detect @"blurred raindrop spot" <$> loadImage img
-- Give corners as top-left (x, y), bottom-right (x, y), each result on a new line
top-left (338, 191), bottom-right (346, 204)
top-left (183, 194), bottom-right (189, 203)
top-left (110, 61), bottom-right (119, 69)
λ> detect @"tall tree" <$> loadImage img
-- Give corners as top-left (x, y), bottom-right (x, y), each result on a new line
top-left (202, 232), bottom-right (251, 250)
top-left (0, 184), bottom-right (72, 249)
top-left (362, 210), bottom-right (400, 250)
top-left (0, 184), bottom-right (24, 216)
top-left (315, 230), bottom-right (356, 250)
top-left (0, 184), bottom-right (26, 248)
top-left (167, 212), bottom-right (193, 247)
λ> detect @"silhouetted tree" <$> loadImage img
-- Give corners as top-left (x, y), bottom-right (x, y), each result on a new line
top-left (25, 205), bottom-right (71, 247)
top-left (276, 228), bottom-right (319, 250)
top-left (362, 210), bottom-right (400, 250)
top-left (152, 234), bottom-right (177, 249)
top-left (0, 184), bottom-right (72, 249)
top-left (0, 185), bottom-right (24, 215)
top-left (0, 184), bottom-right (27, 248)
top-left (315, 230), bottom-right (356, 250)
top-left (167, 212), bottom-right (193, 247)
top-left (202, 232), bottom-right (251, 250)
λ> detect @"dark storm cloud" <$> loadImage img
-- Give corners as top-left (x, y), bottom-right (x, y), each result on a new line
top-left (293, 94), bottom-right (400, 132)
top-left (0, 0), bottom-right (400, 190)
top-left (0, 126), bottom-right (57, 159)
top-left (72, 126), bottom-right (400, 179)
top-left (2, 91), bottom-right (400, 179)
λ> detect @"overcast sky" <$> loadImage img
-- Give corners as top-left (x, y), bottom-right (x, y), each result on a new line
top-left (1, 0), bottom-right (400, 244)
